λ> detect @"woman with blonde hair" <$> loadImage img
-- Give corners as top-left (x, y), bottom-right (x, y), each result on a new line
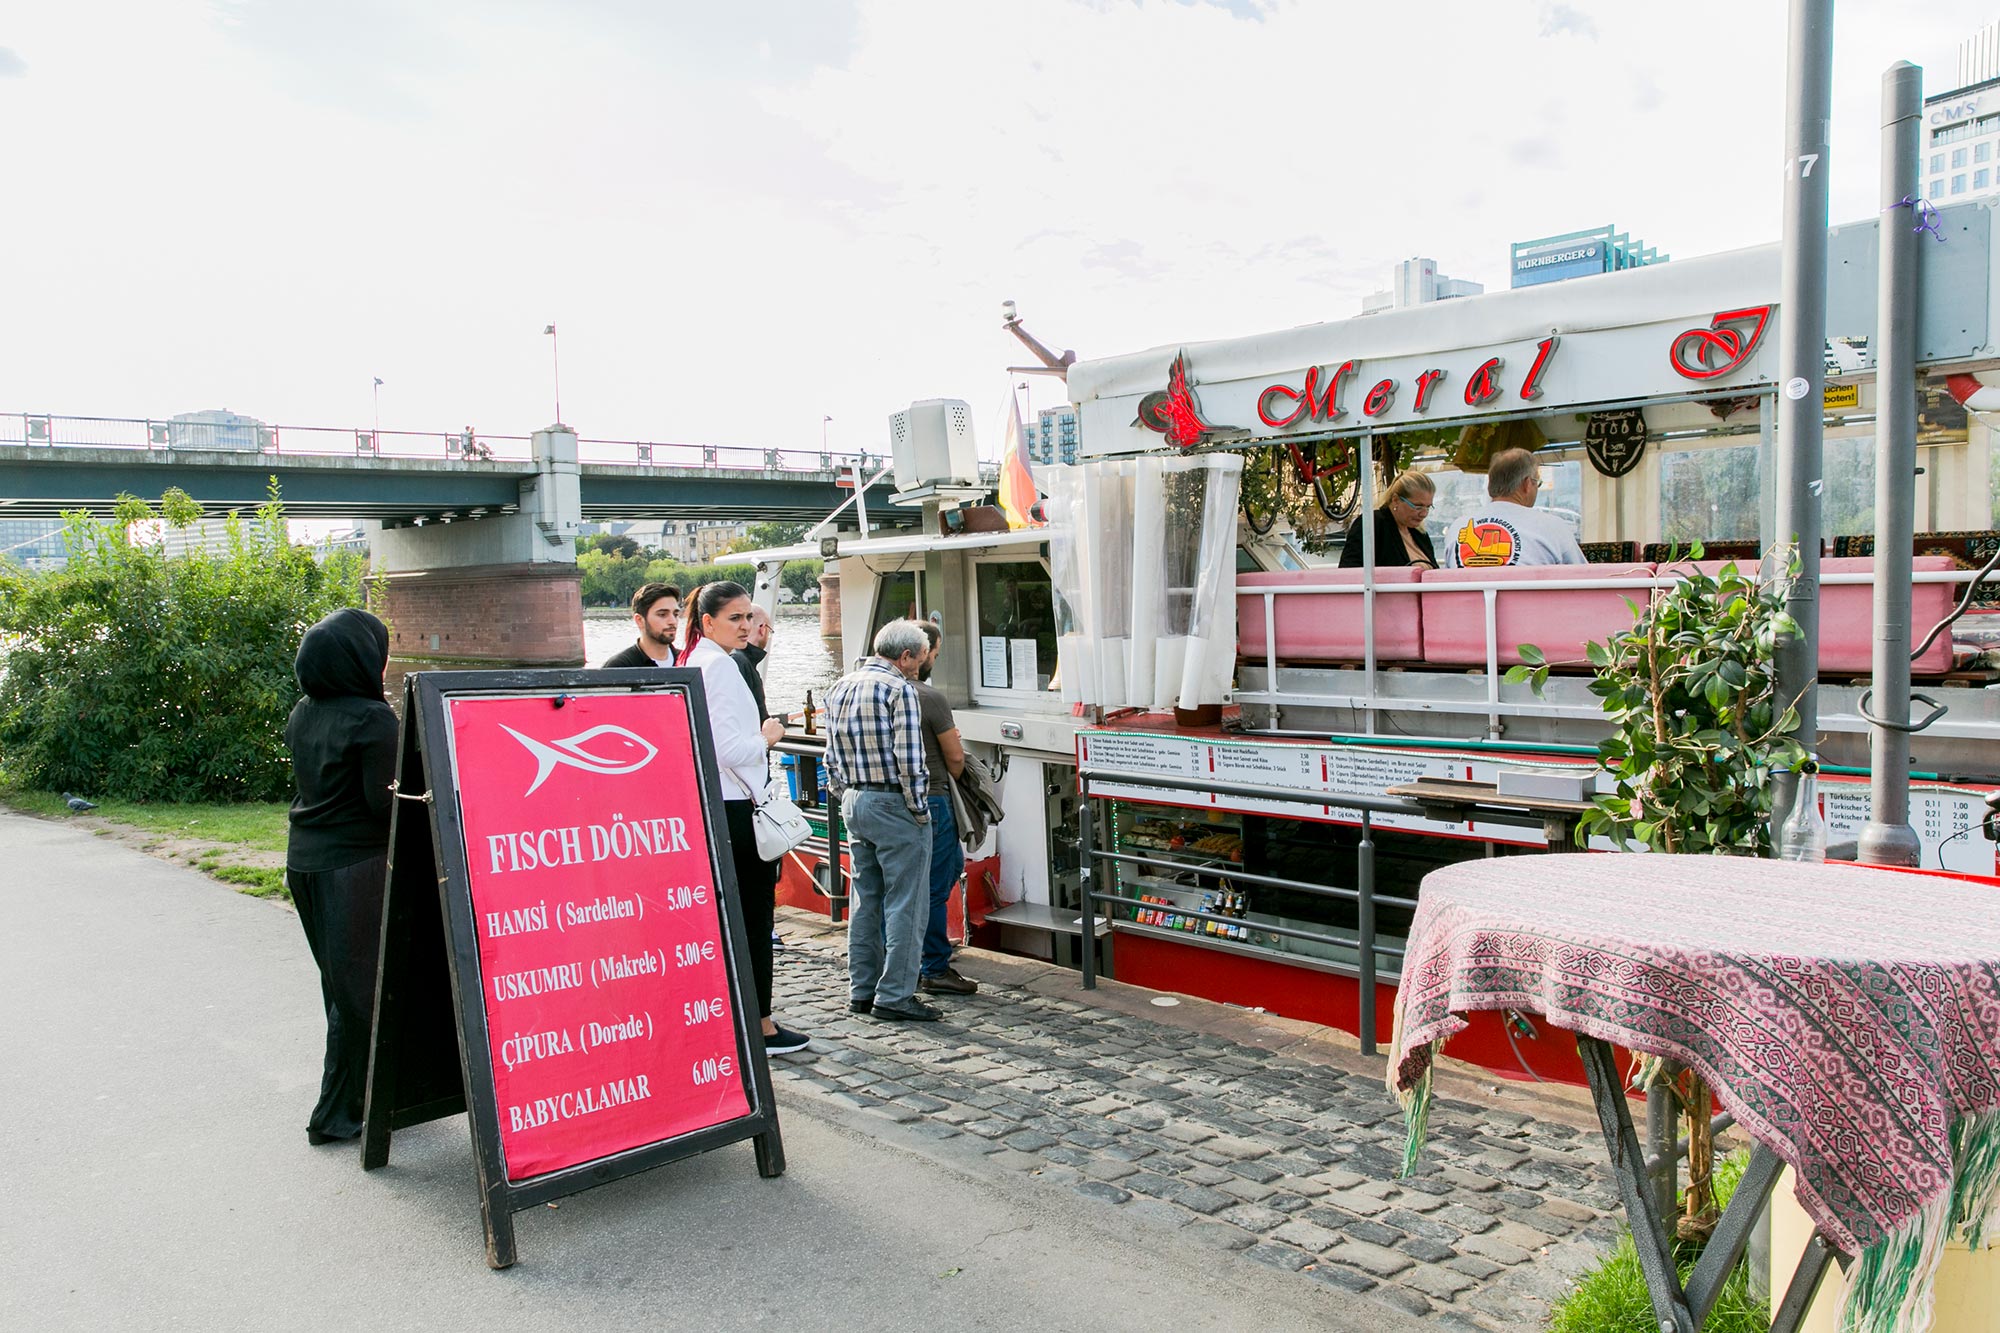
top-left (1338, 469), bottom-right (1438, 570)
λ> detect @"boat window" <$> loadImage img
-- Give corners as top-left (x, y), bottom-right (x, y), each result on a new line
top-left (870, 571), bottom-right (921, 640)
top-left (1421, 459), bottom-right (1584, 550)
top-left (1660, 444), bottom-right (1760, 544)
top-left (973, 560), bottom-right (1056, 692)
top-left (1236, 546), bottom-right (1260, 574)
top-left (1822, 436), bottom-right (1880, 539)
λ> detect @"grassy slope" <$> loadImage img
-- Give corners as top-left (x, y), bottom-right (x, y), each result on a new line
top-left (1, 786), bottom-right (291, 898)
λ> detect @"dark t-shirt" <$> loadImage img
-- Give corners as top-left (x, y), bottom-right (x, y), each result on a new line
top-left (601, 641), bottom-right (666, 669)
top-left (912, 681), bottom-right (956, 798)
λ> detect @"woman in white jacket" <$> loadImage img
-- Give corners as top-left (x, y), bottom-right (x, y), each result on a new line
top-left (679, 582), bottom-right (808, 1054)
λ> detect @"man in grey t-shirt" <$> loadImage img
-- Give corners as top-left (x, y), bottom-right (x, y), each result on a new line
top-left (910, 620), bottom-right (975, 996)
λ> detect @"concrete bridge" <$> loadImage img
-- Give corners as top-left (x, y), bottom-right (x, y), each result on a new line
top-left (0, 413), bottom-right (949, 672)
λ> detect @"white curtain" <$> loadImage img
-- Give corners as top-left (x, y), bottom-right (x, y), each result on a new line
top-left (1049, 453), bottom-right (1241, 711)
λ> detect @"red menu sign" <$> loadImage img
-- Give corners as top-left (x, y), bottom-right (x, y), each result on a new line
top-left (445, 690), bottom-right (751, 1181)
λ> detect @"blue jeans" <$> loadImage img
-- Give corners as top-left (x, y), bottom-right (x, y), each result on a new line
top-left (842, 789), bottom-right (932, 1007)
top-left (922, 794), bottom-right (965, 977)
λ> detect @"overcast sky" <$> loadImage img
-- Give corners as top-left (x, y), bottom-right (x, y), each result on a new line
top-left (5, 1), bottom-right (1998, 458)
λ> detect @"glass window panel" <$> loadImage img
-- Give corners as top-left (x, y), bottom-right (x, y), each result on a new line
top-left (1953, 175), bottom-right (1968, 195)
top-left (1979, 142), bottom-right (1993, 163)
top-left (1659, 445), bottom-right (1761, 544)
top-left (975, 561), bottom-right (1056, 691)
top-left (1820, 436), bottom-right (1878, 539)
top-left (1979, 169), bottom-right (1991, 190)
top-left (1953, 147), bottom-right (1968, 168)
top-left (1933, 153), bottom-right (1947, 172)
top-left (869, 570), bottom-right (919, 640)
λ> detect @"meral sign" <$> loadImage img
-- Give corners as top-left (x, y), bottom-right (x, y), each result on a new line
top-left (1083, 307), bottom-right (1779, 452)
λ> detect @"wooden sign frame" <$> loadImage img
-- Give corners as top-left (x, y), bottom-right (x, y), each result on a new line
top-left (360, 668), bottom-right (784, 1268)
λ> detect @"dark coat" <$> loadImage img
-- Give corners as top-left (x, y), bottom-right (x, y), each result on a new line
top-left (285, 608), bottom-right (398, 872)
top-left (601, 640), bottom-right (665, 669)
top-left (732, 644), bottom-right (768, 722)
top-left (1338, 506), bottom-right (1437, 569)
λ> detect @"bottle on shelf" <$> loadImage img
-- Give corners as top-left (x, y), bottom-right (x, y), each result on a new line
top-left (1778, 759), bottom-right (1828, 863)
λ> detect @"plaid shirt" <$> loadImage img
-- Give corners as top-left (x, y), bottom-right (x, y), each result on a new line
top-left (822, 657), bottom-right (928, 814)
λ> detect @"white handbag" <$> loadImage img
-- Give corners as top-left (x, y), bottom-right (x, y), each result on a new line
top-left (750, 777), bottom-right (813, 862)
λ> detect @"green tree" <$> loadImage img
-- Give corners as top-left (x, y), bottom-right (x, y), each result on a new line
top-left (726, 521), bottom-right (809, 554)
top-left (0, 486), bottom-right (371, 802)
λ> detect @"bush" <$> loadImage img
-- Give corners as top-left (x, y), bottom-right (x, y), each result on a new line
top-left (0, 486), bottom-right (370, 802)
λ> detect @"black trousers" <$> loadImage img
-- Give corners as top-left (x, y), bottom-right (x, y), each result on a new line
top-left (724, 800), bottom-right (778, 1019)
top-left (287, 854), bottom-right (388, 1141)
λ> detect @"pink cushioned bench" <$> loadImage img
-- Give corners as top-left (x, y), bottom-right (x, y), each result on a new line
top-left (1235, 558), bottom-right (1964, 676)
top-left (1237, 567), bottom-right (1423, 663)
top-left (1418, 563), bottom-right (1655, 669)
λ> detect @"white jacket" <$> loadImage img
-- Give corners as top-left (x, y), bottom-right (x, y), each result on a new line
top-left (685, 638), bottom-right (769, 799)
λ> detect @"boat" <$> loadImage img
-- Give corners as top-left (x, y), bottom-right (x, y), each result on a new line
top-left (742, 208), bottom-right (2000, 1086)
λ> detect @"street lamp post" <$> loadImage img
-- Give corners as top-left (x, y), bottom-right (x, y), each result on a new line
top-left (372, 376), bottom-right (383, 435)
top-left (544, 324), bottom-right (562, 426)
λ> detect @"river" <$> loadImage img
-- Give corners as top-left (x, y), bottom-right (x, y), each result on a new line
top-left (582, 604), bottom-right (839, 718)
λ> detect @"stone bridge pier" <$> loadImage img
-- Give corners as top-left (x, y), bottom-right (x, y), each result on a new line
top-left (366, 425), bottom-right (583, 680)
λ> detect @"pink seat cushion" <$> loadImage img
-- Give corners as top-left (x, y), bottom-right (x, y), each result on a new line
top-left (1237, 567), bottom-right (1423, 663)
top-left (1419, 564), bottom-right (1656, 669)
top-left (1819, 555), bottom-right (1957, 675)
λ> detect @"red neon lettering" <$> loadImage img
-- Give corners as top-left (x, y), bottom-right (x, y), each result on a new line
top-left (1413, 369), bottom-right (1447, 412)
top-left (1362, 378), bottom-right (1397, 417)
top-left (1520, 336), bottom-right (1559, 401)
top-left (1255, 361), bottom-right (1358, 428)
top-left (1464, 357), bottom-right (1504, 407)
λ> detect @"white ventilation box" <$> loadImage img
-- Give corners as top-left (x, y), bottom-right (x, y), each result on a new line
top-left (888, 398), bottom-right (978, 491)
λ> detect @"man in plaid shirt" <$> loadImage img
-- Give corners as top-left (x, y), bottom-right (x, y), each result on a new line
top-left (823, 619), bottom-right (940, 1022)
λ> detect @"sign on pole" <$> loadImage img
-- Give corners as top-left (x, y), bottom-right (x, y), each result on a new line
top-left (361, 669), bottom-right (784, 1268)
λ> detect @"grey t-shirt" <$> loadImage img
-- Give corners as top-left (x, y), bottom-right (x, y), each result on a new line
top-left (912, 681), bottom-right (956, 798)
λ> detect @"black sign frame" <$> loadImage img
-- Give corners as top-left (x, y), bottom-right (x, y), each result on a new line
top-left (360, 668), bottom-right (784, 1269)
top-left (1583, 408), bottom-right (1649, 478)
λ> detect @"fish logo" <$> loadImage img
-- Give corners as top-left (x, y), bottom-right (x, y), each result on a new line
top-left (501, 723), bottom-right (659, 796)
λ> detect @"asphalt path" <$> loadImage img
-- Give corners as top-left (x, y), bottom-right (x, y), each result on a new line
top-left (0, 809), bottom-right (1421, 1332)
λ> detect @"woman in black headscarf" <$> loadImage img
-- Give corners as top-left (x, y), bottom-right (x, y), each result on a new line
top-left (284, 608), bottom-right (398, 1145)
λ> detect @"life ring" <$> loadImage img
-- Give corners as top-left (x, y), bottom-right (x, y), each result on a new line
top-left (1943, 370), bottom-right (2000, 422)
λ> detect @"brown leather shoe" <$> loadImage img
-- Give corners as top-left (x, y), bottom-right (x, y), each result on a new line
top-left (918, 967), bottom-right (978, 995)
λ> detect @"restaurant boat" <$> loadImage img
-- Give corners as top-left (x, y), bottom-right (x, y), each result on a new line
top-left (744, 203), bottom-right (2000, 1086)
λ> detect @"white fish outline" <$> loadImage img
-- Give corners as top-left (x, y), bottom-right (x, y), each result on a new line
top-left (500, 723), bottom-right (660, 796)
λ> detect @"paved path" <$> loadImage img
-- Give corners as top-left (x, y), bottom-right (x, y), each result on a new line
top-left (767, 919), bottom-right (1622, 1330)
top-left (0, 807), bottom-right (1620, 1330)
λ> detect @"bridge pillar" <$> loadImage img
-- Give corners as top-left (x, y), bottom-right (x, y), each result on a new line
top-left (366, 425), bottom-right (584, 676)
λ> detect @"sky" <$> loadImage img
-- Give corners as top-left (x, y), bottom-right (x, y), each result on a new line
top-left (5, 1), bottom-right (2000, 460)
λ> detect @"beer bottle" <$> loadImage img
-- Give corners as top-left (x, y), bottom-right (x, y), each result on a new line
top-left (802, 689), bottom-right (816, 734)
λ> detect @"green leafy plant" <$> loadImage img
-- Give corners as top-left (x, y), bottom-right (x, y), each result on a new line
top-left (1505, 543), bottom-right (1806, 856)
top-left (0, 485), bottom-right (369, 803)
top-left (1547, 1150), bottom-right (1767, 1333)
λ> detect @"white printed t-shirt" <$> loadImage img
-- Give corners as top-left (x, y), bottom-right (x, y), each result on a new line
top-left (1448, 500), bottom-right (1587, 568)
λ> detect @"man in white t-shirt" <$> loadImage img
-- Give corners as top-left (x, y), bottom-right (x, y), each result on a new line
top-left (1449, 448), bottom-right (1587, 568)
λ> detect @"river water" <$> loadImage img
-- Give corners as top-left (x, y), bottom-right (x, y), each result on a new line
top-left (582, 604), bottom-right (839, 718)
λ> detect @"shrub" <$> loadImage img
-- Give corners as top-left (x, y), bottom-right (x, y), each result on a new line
top-left (0, 485), bottom-right (369, 802)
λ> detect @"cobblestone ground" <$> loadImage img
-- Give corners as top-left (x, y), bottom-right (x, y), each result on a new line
top-left (766, 921), bottom-right (1623, 1330)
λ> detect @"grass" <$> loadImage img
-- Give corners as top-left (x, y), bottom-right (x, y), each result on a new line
top-left (1547, 1151), bottom-right (1768, 1332)
top-left (0, 777), bottom-right (292, 901)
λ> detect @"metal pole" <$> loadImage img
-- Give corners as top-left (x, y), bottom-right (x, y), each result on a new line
top-left (1357, 810), bottom-right (1376, 1056)
top-left (1859, 61), bottom-right (1925, 868)
top-left (1078, 788), bottom-right (1098, 989)
top-left (1360, 433), bottom-right (1378, 737)
top-left (1772, 0), bottom-right (1835, 828)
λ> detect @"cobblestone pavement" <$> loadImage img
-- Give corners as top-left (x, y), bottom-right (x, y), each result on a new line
top-left (766, 915), bottom-right (1624, 1330)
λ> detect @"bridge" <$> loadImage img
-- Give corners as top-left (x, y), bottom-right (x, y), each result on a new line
top-left (0, 413), bottom-right (913, 523)
top-left (2, 412), bottom-right (994, 673)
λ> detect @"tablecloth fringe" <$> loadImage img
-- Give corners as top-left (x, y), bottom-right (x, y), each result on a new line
top-left (1839, 1187), bottom-right (1948, 1333)
top-left (1398, 1066), bottom-right (1433, 1178)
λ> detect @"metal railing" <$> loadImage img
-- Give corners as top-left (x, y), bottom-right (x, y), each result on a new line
top-left (1236, 565), bottom-right (2000, 743)
top-left (1073, 767), bottom-right (1544, 1055)
top-left (771, 735), bottom-right (849, 924)
top-left (1, 410), bottom-right (999, 484)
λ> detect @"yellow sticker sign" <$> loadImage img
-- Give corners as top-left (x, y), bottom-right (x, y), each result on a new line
top-left (1823, 382), bottom-right (1860, 410)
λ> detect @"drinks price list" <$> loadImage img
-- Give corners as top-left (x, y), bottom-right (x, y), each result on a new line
top-left (447, 691), bottom-right (750, 1181)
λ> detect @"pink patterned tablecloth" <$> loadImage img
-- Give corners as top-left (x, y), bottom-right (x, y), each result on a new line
top-left (1388, 853), bottom-right (2000, 1259)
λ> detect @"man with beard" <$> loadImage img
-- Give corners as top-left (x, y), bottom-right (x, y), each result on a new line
top-left (602, 582), bottom-right (680, 667)
top-left (909, 619), bottom-right (975, 996)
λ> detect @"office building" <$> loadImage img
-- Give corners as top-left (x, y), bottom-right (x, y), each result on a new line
top-left (1025, 404), bottom-right (1079, 468)
top-left (1360, 257), bottom-right (1482, 314)
top-left (1509, 226), bottom-right (1666, 289)
top-left (1924, 23), bottom-right (2000, 204)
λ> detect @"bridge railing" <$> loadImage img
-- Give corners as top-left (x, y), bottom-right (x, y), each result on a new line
top-left (0, 412), bottom-right (936, 479)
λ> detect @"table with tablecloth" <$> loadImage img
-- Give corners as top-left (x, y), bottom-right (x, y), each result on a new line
top-left (1387, 853), bottom-right (2000, 1333)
